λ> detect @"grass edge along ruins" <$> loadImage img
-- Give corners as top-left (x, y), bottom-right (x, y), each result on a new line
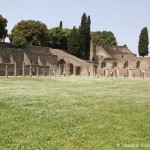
top-left (0, 41), bottom-right (150, 78)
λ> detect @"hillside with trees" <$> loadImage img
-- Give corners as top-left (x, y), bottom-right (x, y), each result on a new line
top-left (0, 13), bottom-right (119, 59)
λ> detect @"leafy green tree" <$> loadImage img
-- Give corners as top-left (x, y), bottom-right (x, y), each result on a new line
top-left (78, 13), bottom-right (91, 59)
top-left (0, 15), bottom-right (8, 42)
top-left (10, 20), bottom-right (48, 46)
top-left (91, 31), bottom-right (117, 46)
top-left (47, 27), bottom-right (70, 50)
top-left (138, 27), bottom-right (149, 56)
top-left (68, 26), bottom-right (79, 56)
top-left (12, 36), bottom-right (27, 48)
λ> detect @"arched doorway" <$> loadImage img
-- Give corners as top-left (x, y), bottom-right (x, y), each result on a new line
top-left (101, 62), bottom-right (106, 68)
top-left (57, 59), bottom-right (66, 75)
top-left (76, 66), bottom-right (81, 75)
top-left (69, 63), bottom-right (74, 75)
top-left (113, 62), bottom-right (117, 68)
top-left (136, 60), bottom-right (140, 68)
top-left (124, 61), bottom-right (128, 68)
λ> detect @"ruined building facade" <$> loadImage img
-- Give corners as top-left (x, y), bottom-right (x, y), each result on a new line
top-left (0, 42), bottom-right (150, 78)
top-left (90, 43), bottom-right (150, 78)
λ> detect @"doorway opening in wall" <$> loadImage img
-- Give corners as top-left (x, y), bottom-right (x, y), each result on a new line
top-left (113, 62), bottom-right (117, 68)
top-left (101, 62), bottom-right (106, 68)
top-left (57, 59), bottom-right (66, 75)
top-left (32, 67), bottom-right (36, 76)
top-left (69, 63), bottom-right (74, 75)
top-left (124, 61), bottom-right (128, 68)
top-left (76, 66), bottom-right (81, 75)
top-left (136, 60), bottom-right (140, 68)
top-left (122, 55), bottom-right (124, 58)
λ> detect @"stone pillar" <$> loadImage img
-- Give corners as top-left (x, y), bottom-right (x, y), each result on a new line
top-left (140, 69), bottom-right (142, 78)
top-left (117, 69), bottom-right (119, 77)
top-left (127, 69), bottom-right (131, 77)
top-left (5, 65), bottom-right (8, 77)
top-left (30, 66), bottom-right (32, 77)
top-left (66, 63), bottom-right (69, 76)
top-left (140, 69), bottom-right (145, 78)
top-left (143, 72), bottom-right (145, 78)
top-left (80, 66), bottom-right (83, 77)
top-left (104, 68), bottom-right (108, 77)
top-left (68, 64), bottom-right (70, 76)
top-left (43, 68), bottom-right (46, 77)
top-left (86, 66), bottom-right (89, 77)
top-left (14, 62), bottom-right (17, 77)
top-left (36, 67), bottom-right (39, 77)
top-left (59, 64), bottom-right (61, 76)
top-left (93, 66), bottom-right (96, 77)
top-left (0, 56), bottom-right (3, 63)
top-left (49, 67), bottom-right (51, 76)
top-left (22, 62), bottom-right (25, 77)
top-left (74, 66), bottom-right (76, 76)
top-left (63, 64), bottom-right (66, 76)
top-left (54, 68), bottom-right (57, 76)
top-left (97, 67), bottom-right (100, 77)
top-left (115, 68), bottom-right (119, 77)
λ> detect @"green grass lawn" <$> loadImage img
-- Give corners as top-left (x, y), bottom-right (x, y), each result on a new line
top-left (0, 77), bottom-right (150, 150)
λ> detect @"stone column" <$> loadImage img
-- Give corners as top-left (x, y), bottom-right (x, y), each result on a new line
top-left (14, 62), bottom-right (17, 77)
top-left (5, 65), bottom-right (8, 77)
top-left (143, 72), bottom-right (145, 78)
top-left (127, 69), bottom-right (131, 77)
top-left (140, 69), bottom-right (145, 78)
top-left (59, 64), bottom-right (61, 76)
top-left (29, 66), bottom-right (32, 77)
top-left (43, 68), bottom-right (46, 77)
top-left (80, 66), bottom-right (83, 77)
top-left (64, 64), bottom-right (66, 76)
top-left (54, 68), bottom-right (57, 76)
top-left (118, 69), bottom-right (120, 77)
top-left (87, 66), bottom-right (89, 77)
top-left (36, 67), bottom-right (39, 77)
top-left (104, 68), bottom-right (108, 77)
top-left (66, 63), bottom-right (69, 76)
top-left (68, 64), bottom-right (70, 76)
top-left (22, 62), bottom-right (25, 77)
top-left (115, 68), bottom-right (119, 77)
top-left (74, 66), bottom-right (76, 76)
top-left (93, 66), bottom-right (95, 77)
top-left (49, 67), bottom-right (51, 76)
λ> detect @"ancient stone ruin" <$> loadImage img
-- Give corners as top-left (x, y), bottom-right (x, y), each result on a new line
top-left (0, 42), bottom-right (150, 78)
top-left (0, 42), bottom-right (94, 77)
top-left (90, 43), bottom-right (150, 78)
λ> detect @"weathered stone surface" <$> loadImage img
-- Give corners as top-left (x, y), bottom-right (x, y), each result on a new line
top-left (0, 42), bottom-right (150, 78)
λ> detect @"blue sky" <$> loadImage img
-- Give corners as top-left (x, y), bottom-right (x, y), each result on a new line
top-left (1, 0), bottom-right (150, 55)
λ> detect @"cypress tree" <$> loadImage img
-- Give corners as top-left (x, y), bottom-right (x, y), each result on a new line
top-left (59, 21), bottom-right (63, 29)
top-left (78, 13), bottom-right (91, 60)
top-left (86, 16), bottom-right (91, 60)
top-left (68, 26), bottom-right (79, 56)
top-left (138, 27), bottom-right (149, 56)
top-left (79, 13), bottom-right (87, 59)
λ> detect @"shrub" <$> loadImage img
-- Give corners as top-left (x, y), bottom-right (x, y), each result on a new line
top-left (12, 36), bottom-right (27, 48)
